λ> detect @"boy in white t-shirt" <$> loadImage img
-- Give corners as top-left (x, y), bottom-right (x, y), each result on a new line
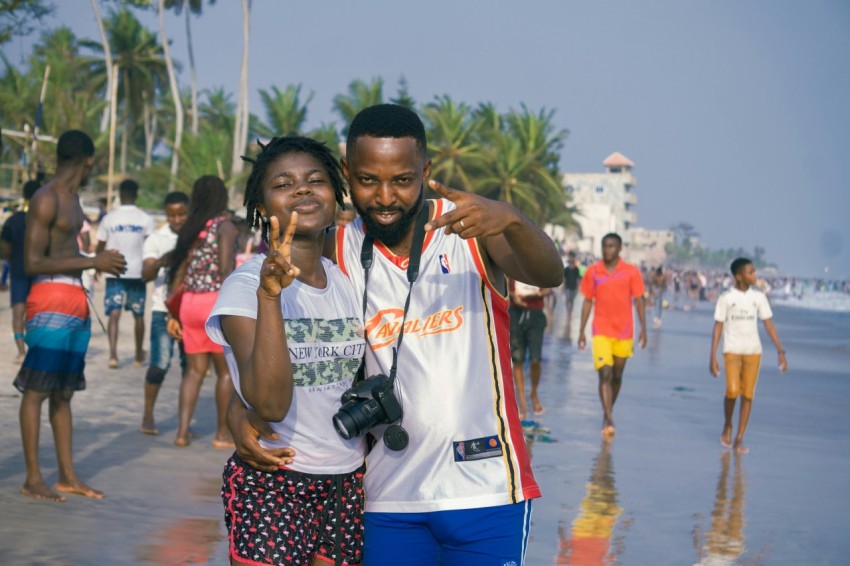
top-left (139, 191), bottom-right (189, 435)
top-left (710, 258), bottom-right (788, 453)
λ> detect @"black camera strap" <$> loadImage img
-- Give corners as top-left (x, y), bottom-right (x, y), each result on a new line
top-left (359, 201), bottom-right (430, 384)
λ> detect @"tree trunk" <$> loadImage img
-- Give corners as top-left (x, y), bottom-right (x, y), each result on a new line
top-left (184, 0), bottom-right (198, 135)
top-left (91, 0), bottom-right (114, 134)
top-left (229, 0), bottom-right (251, 204)
top-left (159, 0), bottom-right (183, 192)
top-left (142, 93), bottom-right (154, 168)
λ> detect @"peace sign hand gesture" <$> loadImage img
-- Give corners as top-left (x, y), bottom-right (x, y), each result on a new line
top-left (259, 213), bottom-right (301, 297)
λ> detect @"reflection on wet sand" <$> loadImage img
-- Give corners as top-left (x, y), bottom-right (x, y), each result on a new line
top-left (693, 451), bottom-right (748, 564)
top-left (135, 517), bottom-right (224, 565)
top-left (557, 442), bottom-right (625, 565)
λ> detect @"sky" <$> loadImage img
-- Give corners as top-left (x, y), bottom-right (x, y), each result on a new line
top-left (6, 0), bottom-right (850, 278)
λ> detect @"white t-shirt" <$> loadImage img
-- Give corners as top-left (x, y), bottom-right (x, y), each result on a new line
top-left (142, 223), bottom-right (178, 312)
top-left (714, 287), bottom-right (773, 354)
top-left (96, 204), bottom-right (154, 279)
top-left (206, 255), bottom-right (367, 475)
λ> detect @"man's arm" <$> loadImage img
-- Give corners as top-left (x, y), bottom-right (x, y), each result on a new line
top-left (217, 220), bottom-right (238, 281)
top-left (577, 298), bottom-right (593, 351)
top-left (709, 321), bottom-right (723, 376)
top-left (635, 295), bottom-right (647, 349)
top-left (226, 393), bottom-right (294, 472)
top-left (24, 191), bottom-right (126, 276)
top-left (141, 257), bottom-right (160, 283)
top-left (424, 180), bottom-right (563, 288)
top-left (762, 318), bottom-right (788, 373)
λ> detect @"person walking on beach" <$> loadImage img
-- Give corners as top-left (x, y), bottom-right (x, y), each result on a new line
top-left (96, 178), bottom-right (154, 368)
top-left (710, 257), bottom-right (787, 453)
top-left (208, 136), bottom-right (368, 565)
top-left (1, 180), bottom-right (39, 362)
top-left (139, 191), bottom-right (189, 435)
top-left (510, 278), bottom-right (550, 419)
top-left (15, 130), bottom-right (127, 501)
top-left (562, 250), bottom-right (581, 341)
top-left (578, 233), bottom-right (646, 441)
top-left (167, 176), bottom-right (236, 449)
top-left (229, 104), bottom-right (563, 565)
top-left (649, 266), bottom-right (668, 328)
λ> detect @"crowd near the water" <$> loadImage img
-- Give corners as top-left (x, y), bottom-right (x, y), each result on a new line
top-left (0, 105), bottom-right (824, 565)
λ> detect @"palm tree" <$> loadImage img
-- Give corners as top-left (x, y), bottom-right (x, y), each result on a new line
top-left (471, 104), bottom-right (570, 225)
top-left (229, 0), bottom-right (251, 204)
top-left (32, 27), bottom-right (104, 135)
top-left (90, 0), bottom-right (114, 134)
top-left (86, 8), bottom-right (167, 173)
top-left (253, 84), bottom-right (312, 139)
top-left (0, 0), bottom-right (53, 46)
top-left (390, 76), bottom-right (416, 109)
top-left (199, 86), bottom-right (235, 134)
top-left (164, 0), bottom-right (216, 135)
top-left (157, 0), bottom-right (183, 189)
top-left (333, 78), bottom-right (384, 137)
top-left (423, 95), bottom-right (483, 191)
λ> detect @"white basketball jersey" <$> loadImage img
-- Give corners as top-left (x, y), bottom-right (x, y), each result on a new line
top-left (337, 198), bottom-right (540, 513)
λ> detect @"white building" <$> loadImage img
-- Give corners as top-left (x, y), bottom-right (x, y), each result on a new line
top-left (560, 152), bottom-right (672, 265)
top-left (562, 152), bottom-right (637, 255)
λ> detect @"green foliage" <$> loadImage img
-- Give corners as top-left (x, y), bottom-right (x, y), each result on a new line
top-left (0, 0), bottom-right (53, 45)
top-left (665, 222), bottom-right (773, 269)
top-left (1, 16), bottom-right (579, 231)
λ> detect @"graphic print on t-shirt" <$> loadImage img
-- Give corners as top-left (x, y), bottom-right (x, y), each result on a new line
top-left (286, 316), bottom-right (365, 387)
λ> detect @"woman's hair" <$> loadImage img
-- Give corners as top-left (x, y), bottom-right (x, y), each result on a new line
top-left (242, 136), bottom-right (346, 243)
top-left (168, 175), bottom-right (229, 282)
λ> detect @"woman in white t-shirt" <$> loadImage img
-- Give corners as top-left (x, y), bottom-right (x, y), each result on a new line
top-left (206, 137), bottom-right (367, 566)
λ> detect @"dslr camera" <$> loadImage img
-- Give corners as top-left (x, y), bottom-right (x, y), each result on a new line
top-left (332, 374), bottom-right (402, 440)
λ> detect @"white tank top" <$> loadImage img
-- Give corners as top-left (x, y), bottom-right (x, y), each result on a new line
top-left (337, 199), bottom-right (540, 513)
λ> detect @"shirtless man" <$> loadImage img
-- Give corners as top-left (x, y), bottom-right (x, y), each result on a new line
top-left (14, 130), bottom-right (127, 502)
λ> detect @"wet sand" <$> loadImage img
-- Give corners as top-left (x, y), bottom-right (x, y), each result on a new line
top-left (1, 284), bottom-right (849, 564)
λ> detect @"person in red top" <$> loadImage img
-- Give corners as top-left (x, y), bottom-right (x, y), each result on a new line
top-left (509, 279), bottom-right (551, 419)
top-left (578, 233), bottom-right (646, 440)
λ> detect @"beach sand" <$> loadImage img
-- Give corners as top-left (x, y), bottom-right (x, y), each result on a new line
top-left (1, 283), bottom-right (849, 564)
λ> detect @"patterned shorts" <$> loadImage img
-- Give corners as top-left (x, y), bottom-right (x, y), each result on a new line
top-left (222, 454), bottom-right (365, 565)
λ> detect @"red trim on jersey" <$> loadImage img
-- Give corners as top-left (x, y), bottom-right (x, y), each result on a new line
top-left (485, 284), bottom-right (541, 502)
top-left (336, 225), bottom-right (348, 277)
top-left (466, 237), bottom-right (507, 300)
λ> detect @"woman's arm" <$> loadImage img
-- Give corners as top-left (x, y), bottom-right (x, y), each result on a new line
top-left (217, 219), bottom-right (238, 281)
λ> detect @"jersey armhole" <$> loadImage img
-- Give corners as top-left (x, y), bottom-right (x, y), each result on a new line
top-left (336, 225), bottom-right (348, 276)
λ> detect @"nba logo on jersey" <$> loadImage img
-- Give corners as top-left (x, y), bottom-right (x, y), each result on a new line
top-left (439, 254), bottom-right (451, 274)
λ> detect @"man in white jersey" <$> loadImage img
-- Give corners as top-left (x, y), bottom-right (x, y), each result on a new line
top-left (230, 104), bottom-right (564, 565)
top-left (96, 178), bottom-right (154, 368)
top-left (710, 257), bottom-right (787, 454)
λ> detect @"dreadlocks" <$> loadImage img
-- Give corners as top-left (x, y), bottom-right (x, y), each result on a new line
top-left (242, 136), bottom-right (346, 243)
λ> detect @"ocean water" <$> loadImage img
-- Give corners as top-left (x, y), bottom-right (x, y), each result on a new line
top-left (523, 299), bottom-right (850, 565)
top-left (772, 291), bottom-right (850, 313)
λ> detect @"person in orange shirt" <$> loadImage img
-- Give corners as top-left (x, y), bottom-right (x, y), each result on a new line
top-left (578, 233), bottom-right (646, 440)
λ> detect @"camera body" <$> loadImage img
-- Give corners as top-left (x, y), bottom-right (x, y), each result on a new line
top-left (333, 374), bottom-right (402, 440)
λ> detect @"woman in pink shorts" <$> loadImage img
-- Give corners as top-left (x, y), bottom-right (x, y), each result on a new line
top-left (167, 175), bottom-right (237, 448)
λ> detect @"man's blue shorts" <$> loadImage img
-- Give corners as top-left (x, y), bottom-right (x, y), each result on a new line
top-left (104, 278), bottom-right (146, 316)
top-left (363, 501), bottom-right (533, 566)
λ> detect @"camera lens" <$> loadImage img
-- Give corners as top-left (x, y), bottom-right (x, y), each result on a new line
top-left (333, 398), bottom-right (382, 439)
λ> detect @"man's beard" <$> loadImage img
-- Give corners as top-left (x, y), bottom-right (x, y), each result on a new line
top-left (354, 192), bottom-right (423, 248)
